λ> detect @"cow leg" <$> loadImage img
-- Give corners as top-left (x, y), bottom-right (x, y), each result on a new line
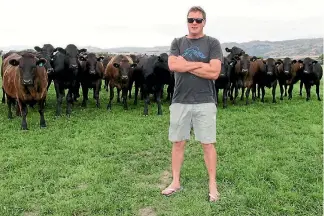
top-left (240, 87), bottom-right (245, 101)
top-left (215, 88), bottom-right (219, 105)
top-left (122, 88), bottom-right (128, 110)
top-left (20, 102), bottom-right (28, 130)
top-left (229, 83), bottom-right (235, 101)
top-left (107, 86), bottom-right (114, 110)
top-left (81, 84), bottom-right (88, 107)
top-left (299, 81), bottom-right (303, 96)
top-left (157, 87), bottom-right (162, 115)
top-left (284, 84), bottom-right (288, 97)
top-left (257, 84), bottom-right (260, 99)
top-left (272, 81), bottom-right (277, 103)
top-left (261, 86), bottom-right (265, 103)
top-left (95, 81), bottom-right (101, 108)
top-left (128, 79), bottom-right (133, 99)
top-left (117, 89), bottom-right (121, 103)
top-left (7, 95), bottom-right (14, 119)
top-left (55, 82), bottom-right (64, 117)
top-left (233, 83), bottom-right (239, 105)
top-left (245, 87), bottom-right (251, 105)
top-left (279, 84), bottom-right (284, 100)
top-left (288, 84), bottom-right (293, 100)
top-left (134, 81), bottom-right (140, 105)
top-left (2, 87), bottom-right (6, 104)
top-left (66, 88), bottom-right (74, 117)
top-left (39, 99), bottom-right (46, 128)
top-left (305, 83), bottom-right (311, 101)
top-left (143, 85), bottom-right (149, 116)
top-left (223, 87), bottom-right (228, 108)
top-left (252, 84), bottom-right (256, 103)
top-left (316, 82), bottom-right (321, 101)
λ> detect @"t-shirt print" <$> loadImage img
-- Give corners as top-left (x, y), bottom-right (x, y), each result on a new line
top-left (181, 46), bottom-right (207, 61)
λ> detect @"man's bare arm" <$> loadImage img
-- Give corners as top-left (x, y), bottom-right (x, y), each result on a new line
top-left (189, 59), bottom-right (222, 80)
top-left (168, 56), bottom-right (202, 72)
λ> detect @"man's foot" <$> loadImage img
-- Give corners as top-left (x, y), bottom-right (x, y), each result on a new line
top-left (161, 183), bottom-right (182, 196)
top-left (209, 182), bottom-right (220, 202)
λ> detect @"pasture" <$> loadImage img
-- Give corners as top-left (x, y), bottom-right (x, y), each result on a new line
top-left (0, 57), bottom-right (323, 216)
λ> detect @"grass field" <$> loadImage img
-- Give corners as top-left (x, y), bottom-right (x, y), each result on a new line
top-left (0, 59), bottom-right (323, 215)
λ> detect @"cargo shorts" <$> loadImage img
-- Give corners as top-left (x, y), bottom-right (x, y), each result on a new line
top-left (168, 103), bottom-right (217, 144)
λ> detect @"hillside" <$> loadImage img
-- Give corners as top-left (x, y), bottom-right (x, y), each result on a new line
top-left (1, 38), bottom-right (323, 58)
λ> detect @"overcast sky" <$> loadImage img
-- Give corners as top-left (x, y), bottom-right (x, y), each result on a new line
top-left (0, 0), bottom-right (323, 49)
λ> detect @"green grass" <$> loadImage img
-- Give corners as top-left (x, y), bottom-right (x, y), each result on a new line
top-left (0, 59), bottom-right (323, 215)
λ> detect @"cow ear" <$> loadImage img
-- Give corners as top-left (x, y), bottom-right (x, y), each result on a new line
top-left (297, 60), bottom-right (303, 64)
top-left (97, 56), bottom-right (104, 62)
top-left (292, 60), bottom-right (297, 64)
top-left (55, 47), bottom-right (66, 54)
top-left (312, 60), bottom-right (318, 65)
top-left (225, 47), bottom-right (231, 52)
top-left (34, 46), bottom-right (42, 52)
top-left (262, 60), bottom-right (266, 64)
top-left (275, 61), bottom-right (281, 66)
top-left (250, 56), bottom-right (257, 62)
top-left (79, 48), bottom-right (87, 53)
top-left (131, 63), bottom-right (137, 68)
top-left (37, 58), bottom-right (47, 67)
top-left (113, 63), bottom-right (120, 68)
top-left (9, 59), bottom-right (19, 66)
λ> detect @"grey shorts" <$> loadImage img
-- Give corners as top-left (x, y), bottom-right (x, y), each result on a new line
top-left (168, 103), bottom-right (217, 144)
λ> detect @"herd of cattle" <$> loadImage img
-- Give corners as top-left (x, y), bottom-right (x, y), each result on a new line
top-left (0, 44), bottom-right (322, 130)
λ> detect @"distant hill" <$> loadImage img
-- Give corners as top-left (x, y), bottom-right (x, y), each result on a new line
top-left (1, 38), bottom-right (323, 58)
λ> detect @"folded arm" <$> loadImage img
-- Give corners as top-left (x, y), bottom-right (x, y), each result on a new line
top-left (168, 56), bottom-right (202, 72)
top-left (189, 59), bottom-right (222, 80)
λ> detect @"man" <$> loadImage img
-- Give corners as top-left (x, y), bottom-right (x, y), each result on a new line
top-left (161, 6), bottom-right (223, 202)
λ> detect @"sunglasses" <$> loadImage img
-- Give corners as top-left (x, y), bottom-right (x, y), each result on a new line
top-left (187, 18), bottom-right (204, 24)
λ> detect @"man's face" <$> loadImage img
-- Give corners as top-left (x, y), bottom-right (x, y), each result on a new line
top-left (187, 11), bottom-right (205, 36)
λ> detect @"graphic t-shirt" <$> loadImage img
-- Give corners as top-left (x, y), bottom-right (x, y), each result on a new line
top-left (169, 35), bottom-right (223, 104)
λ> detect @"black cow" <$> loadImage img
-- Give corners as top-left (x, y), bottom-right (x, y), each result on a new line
top-left (299, 57), bottom-right (323, 101)
top-left (51, 44), bottom-right (87, 116)
top-left (141, 53), bottom-right (171, 115)
top-left (215, 57), bottom-right (237, 108)
top-left (257, 58), bottom-right (279, 103)
top-left (79, 53), bottom-right (104, 107)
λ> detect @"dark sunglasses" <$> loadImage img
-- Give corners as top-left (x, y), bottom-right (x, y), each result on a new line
top-left (187, 18), bottom-right (204, 24)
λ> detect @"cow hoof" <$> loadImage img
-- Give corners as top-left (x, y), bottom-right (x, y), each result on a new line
top-left (8, 116), bottom-right (13, 120)
top-left (273, 100), bottom-right (277, 103)
top-left (280, 97), bottom-right (283, 100)
top-left (306, 98), bottom-right (310, 101)
top-left (318, 98), bottom-right (321, 101)
top-left (157, 113), bottom-right (162, 115)
top-left (81, 102), bottom-right (86, 107)
top-left (21, 127), bottom-right (28, 130)
top-left (96, 104), bottom-right (101, 108)
top-left (40, 124), bottom-right (47, 128)
top-left (2, 99), bottom-right (5, 104)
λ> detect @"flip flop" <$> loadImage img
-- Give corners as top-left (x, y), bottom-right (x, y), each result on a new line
top-left (161, 187), bottom-right (183, 197)
top-left (208, 192), bottom-right (220, 202)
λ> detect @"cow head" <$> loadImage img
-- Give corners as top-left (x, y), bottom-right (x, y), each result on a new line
top-left (264, 58), bottom-right (276, 76)
top-left (225, 46), bottom-right (245, 60)
top-left (156, 53), bottom-right (169, 71)
top-left (239, 54), bottom-right (251, 75)
top-left (34, 44), bottom-right (55, 74)
top-left (282, 57), bottom-right (293, 75)
top-left (113, 57), bottom-right (137, 84)
top-left (80, 53), bottom-right (104, 75)
top-left (220, 58), bottom-right (236, 78)
top-left (300, 57), bottom-right (317, 74)
top-left (54, 44), bottom-right (87, 74)
top-left (9, 53), bottom-right (47, 86)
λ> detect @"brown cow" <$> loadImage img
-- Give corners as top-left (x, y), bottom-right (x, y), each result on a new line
top-left (104, 54), bottom-right (137, 110)
top-left (2, 52), bottom-right (48, 130)
top-left (232, 54), bottom-right (263, 105)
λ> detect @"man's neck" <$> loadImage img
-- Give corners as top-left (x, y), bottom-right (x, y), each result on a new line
top-left (186, 33), bottom-right (205, 39)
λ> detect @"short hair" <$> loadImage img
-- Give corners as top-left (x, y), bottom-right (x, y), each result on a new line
top-left (187, 6), bottom-right (206, 20)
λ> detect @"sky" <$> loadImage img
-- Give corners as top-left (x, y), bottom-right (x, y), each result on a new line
top-left (0, 0), bottom-right (323, 49)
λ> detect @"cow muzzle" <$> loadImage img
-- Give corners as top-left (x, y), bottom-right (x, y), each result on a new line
top-left (303, 70), bottom-right (309, 74)
top-left (89, 70), bottom-right (96, 74)
top-left (284, 70), bottom-right (289, 75)
top-left (241, 69), bottom-right (248, 73)
top-left (267, 71), bottom-right (273, 75)
top-left (47, 68), bottom-right (54, 74)
top-left (219, 73), bottom-right (226, 77)
top-left (23, 79), bottom-right (33, 85)
top-left (69, 64), bottom-right (78, 69)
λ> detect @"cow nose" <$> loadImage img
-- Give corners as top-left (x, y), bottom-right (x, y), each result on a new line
top-left (284, 70), bottom-right (289, 74)
top-left (121, 75), bottom-right (128, 80)
top-left (267, 71), bottom-right (273, 75)
top-left (304, 70), bottom-right (309, 74)
top-left (70, 64), bottom-right (78, 69)
top-left (89, 70), bottom-right (96, 74)
top-left (242, 69), bottom-right (248, 73)
top-left (47, 68), bottom-right (54, 74)
top-left (23, 79), bottom-right (33, 85)
top-left (219, 73), bottom-right (226, 77)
